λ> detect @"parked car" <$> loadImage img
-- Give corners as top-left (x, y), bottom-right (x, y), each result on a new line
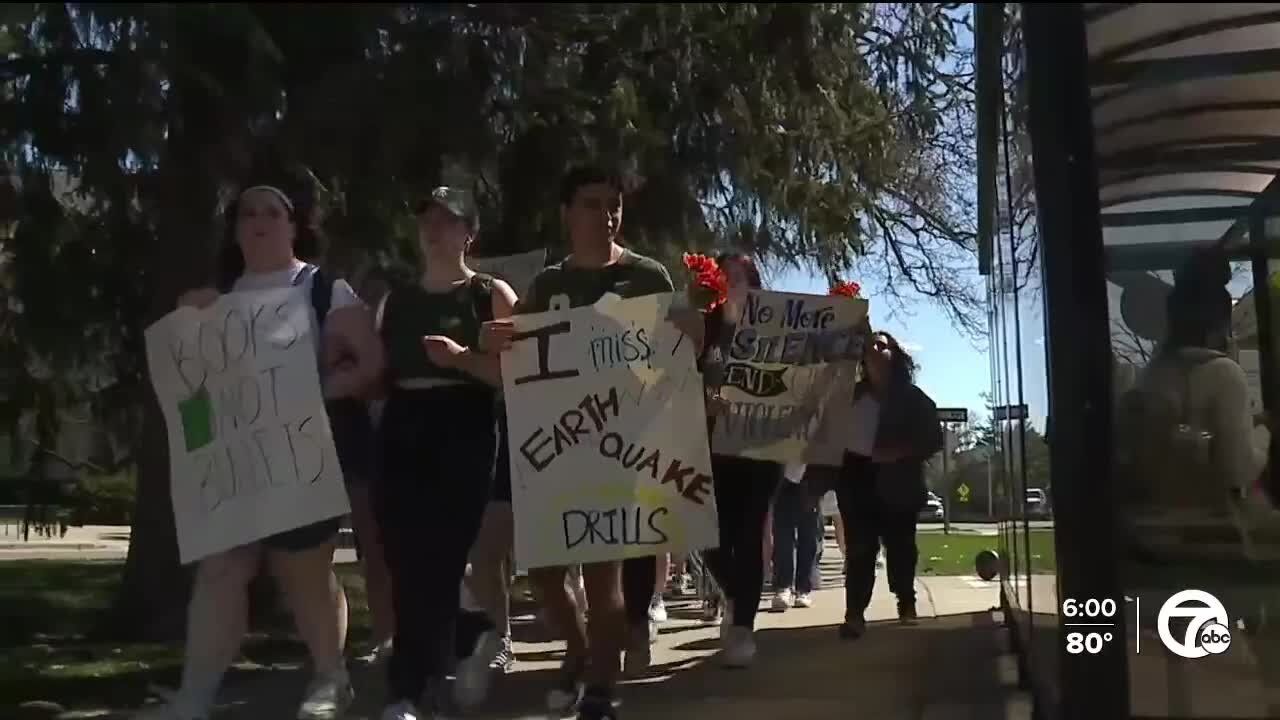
top-left (1025, 487), bottom-right (1051, 518)
top-left (919, 491), bottom-right (945, 521)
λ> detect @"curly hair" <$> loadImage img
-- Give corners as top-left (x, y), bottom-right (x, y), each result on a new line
top-left (216, 165), bottom-right (325, 290)
top-left (869, 330), bottom-right (919, 387)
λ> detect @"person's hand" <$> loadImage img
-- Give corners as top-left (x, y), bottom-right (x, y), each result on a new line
top-left (423, 335), bottom-right (468, 367)
top-left (666, 306), bottom-right (705, 348)
top-left (706, 392), bottom-right (731, 417)
top-left (177, 287), bottom-right (220, 310)
top-left (479, 319), bottom-right (518, 354)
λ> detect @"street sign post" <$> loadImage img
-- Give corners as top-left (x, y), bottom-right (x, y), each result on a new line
top-left (937, 407), bottom-right (969, 423)
top-left (993, 404), bottom-right (1028, 422)
top-left (935, 409), bottom-right (966, 533)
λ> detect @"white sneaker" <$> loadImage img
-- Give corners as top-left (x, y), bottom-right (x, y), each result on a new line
top-left (722, 625), bottom-right (757, 668)
top-left (794, 592), bottom-right (814, 609)
top-left (772, 588), bottom-right (794, 611)
top-left (490, 635), bottom-right (516, 673)
top-left (355, 637), bottom-right (393, 666)
top-left (648, 593), bottom-right (668, 624)
top-left (380, 700), bottom-right (420, 720)
top-left (454, 630), bottom-right (504, 709)
top-left (677, 573), bottom-right (694, 596)
top-left (297, 671), bottom-right (354, 720)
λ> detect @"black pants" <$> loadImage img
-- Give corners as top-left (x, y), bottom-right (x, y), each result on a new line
top-left (704, 455), bottom-right (781, 628)
top-left (377, 386), bottom-right (496, 703)
top-left (836, 458), bottom-right (918, 620)
top-left (623, 555), bottom-right (657, 628)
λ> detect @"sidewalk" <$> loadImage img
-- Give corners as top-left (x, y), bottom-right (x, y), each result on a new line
top-left (180, 554), bottom-right (1026, 720)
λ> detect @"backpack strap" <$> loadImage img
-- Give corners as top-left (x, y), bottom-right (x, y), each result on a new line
top-left (307, 265), bottom-right (335, 326)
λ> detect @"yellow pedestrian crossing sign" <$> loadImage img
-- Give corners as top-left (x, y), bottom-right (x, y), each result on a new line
top-left (956, 483), bottom-right (971, 503)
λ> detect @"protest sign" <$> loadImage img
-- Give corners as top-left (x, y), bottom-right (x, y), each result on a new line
top-left (469, 249), bottom-right (547, 299)
top-left (501, 292), bottom-right (718, 570)
top-left (144, 287), bottom-right (351, 564)
top-left (709, 289), bottom-right (870, 465)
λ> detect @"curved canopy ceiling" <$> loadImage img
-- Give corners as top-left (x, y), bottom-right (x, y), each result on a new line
top-left (1086, 3), bottom-right (1280, 267)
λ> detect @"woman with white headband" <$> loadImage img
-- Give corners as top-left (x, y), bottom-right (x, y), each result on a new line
top-left (136, 169), bottom-right (384, 720)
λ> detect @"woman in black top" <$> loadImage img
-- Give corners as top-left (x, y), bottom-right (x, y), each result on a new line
top-left (375, 187), bottom-right (516, 720)
top-left (700, 253), bottom-right (786, 669)
top-left (837, 330), bottom-right (942, 639)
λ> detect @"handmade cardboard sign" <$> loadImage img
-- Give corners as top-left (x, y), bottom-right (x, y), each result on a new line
top-left (709, 290), bottom-right (870, 466)
top-left (501, 293), bottom-right (718, 570)
top-left (145, 287), bottom-right (350, 564)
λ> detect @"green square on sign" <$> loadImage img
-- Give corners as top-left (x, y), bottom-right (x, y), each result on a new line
top-left (179, 386), bottom-right (214, 452)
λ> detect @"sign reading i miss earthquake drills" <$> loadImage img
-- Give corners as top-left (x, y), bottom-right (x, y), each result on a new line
top-left (500, 292), bottom-right (718, 570)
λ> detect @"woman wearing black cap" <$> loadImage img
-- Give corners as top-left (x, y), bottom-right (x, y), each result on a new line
top-left (374, 187), bottom-right (517, 720)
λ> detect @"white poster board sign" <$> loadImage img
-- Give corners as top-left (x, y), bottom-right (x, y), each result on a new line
top-left (501, 293), bottom-right (718, 570)
top-left (144, 287), bottom-right (351, 564)
top-left (469, 249), bottom-right (547, 299)
top-left (710, 290), bottom-right (870, 466)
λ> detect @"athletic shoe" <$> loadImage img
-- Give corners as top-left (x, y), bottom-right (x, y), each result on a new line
top-left (297, 670), bottom-right (354, 720)
top-left (546, 657), bottom-right (586, 715)
top-left (454, 629), bottom-right (504, 709)
top-left (648, 593), bottom-right (668, 624)
top-left (577, 688), bottom-right (618, 720)
top-left (490, 635), bottom-right (516, 673)
top-left (379, 700), bottom-right (420, 720)
top-left (721, 625), bottom-right (756, 669)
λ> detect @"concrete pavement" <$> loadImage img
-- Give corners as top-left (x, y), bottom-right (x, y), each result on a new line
top-left (161, 552), bottom-right (1024, 720)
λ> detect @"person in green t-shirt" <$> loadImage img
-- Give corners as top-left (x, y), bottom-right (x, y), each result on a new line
top-left (482, 165), bottom-right (701, 720)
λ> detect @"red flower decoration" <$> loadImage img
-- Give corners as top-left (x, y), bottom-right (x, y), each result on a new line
top-left (682, 253), bottom-right (729, 311)
top-left (829, 280), bottom-right (861, 298)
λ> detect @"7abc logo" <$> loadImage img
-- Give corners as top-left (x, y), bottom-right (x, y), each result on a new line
top-left (1157, 589), bottom-right (1233, 659)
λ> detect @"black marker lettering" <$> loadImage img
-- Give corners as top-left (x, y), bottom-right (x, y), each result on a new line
top-left (559, 409), bottom-right (591, 445)
top-left (520, 429), bottom-right (555, 472)
top-left (513, 321), bottom-right (580, 385)
top-left (635, 449), bottom-right (661, 480)
top-left (647, 507), bottom-right (670, 544)
top-left (600, 432), bottom-right (623, 460)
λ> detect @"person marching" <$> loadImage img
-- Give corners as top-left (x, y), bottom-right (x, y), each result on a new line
top-left (836, 331), bottom-right (943, 639)
top-left (483, 165), bottom-right (700, 720)
top-left (699, 253), bottom-right (786, 668)
top-left (137, 169), bottom-right (384, 720)
top-left (374, 187), bottom-right (517, 720)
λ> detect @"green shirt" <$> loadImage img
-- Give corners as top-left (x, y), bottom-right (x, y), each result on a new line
top-left (518, 248), bottom-right (674, 314)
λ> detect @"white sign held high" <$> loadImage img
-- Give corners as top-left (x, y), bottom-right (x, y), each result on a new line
top-left (469, 249), bottom-right (547, 299)
top-left (710, 289), bottom-right (870, 466)
top-left (144, 287), bottom-right (351, 564)
top-left (501, 293), bottom-right (718, 570)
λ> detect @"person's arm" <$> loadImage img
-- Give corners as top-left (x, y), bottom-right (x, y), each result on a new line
top-left (177, 287), bottom-right (220, 309)
top-left (322, 299), bottom-right (386, 400)
top-left (1206, 360), bottom-right (1267, 497)
top-left (423, 278), bottom-right (518, 388)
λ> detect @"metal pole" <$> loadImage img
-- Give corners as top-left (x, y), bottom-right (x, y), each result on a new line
top-left (942, 426), bottom-right (951, 535)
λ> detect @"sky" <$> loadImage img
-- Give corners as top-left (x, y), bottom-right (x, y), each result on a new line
top-left (766, 264), bottom-right (1051, 432)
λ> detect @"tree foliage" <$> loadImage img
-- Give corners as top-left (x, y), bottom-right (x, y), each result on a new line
top-left (1, 2), bottom-right (977, 637)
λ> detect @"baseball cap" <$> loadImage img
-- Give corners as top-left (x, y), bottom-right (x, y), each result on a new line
top-left (415, 186), bottom-right (479, 232)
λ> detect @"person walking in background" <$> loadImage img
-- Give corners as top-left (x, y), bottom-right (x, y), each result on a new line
top-left (137, 169), bottom-right (383, 720)
top-left (700, 253), bottom-right (785, 669)
top-left (374, 186), bottom-right (517, 720)
top-left (770, 463), bottom-right (820, 611)
top-left (836, 331), bottom-right (943, 640)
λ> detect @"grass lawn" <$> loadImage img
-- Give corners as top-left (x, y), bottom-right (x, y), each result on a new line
top-left (0, 560), bottom-right (375, 715)
top-left (915, 530), bottom-right (1056, 576)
